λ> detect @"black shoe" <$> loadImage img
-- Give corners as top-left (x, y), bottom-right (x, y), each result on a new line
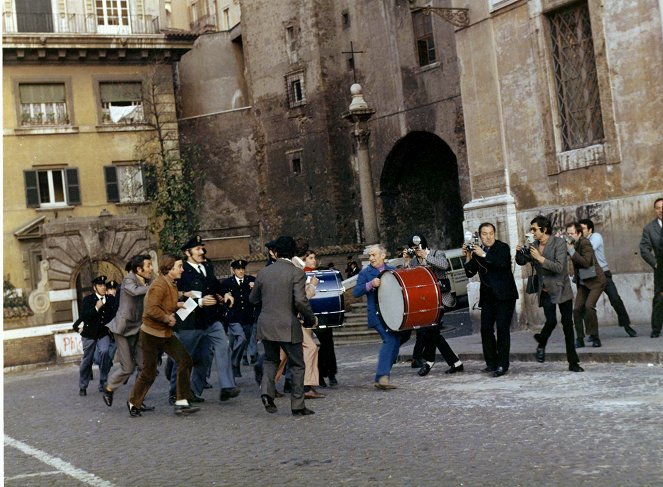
top-left (283, 379), bottom-right (293, 394)
top-left (445, 364), bottom-right (464, 374)
top-left (203, 381), bottom-right (213, 389)
top-left (79, 388), bottom-right (87, 396)
top-left (138, 403), bottom-right (155, 412)
top-left (493, 366), bottom-right (507, 377)
top-left (624, 325), bottom-right (637, 337)
top-left (586, 335), bottom-right (595, 344)
top-left (319, 377), bottom-right (328, 388)
top-left (292, 407), bottom-right (315, 416)
top-left (535, 346), bottom-right (545, 363)
top-left (102, 386), bottom-right (113, 406)
top-left (418, 363), bottom-right (433, 377)
top-left (242, 357), bottom-right (249, 366)
top-left (98, 384), bottom-right (105, 393)
top-left (254, 363), bottom-right (263, 386)
top-left (411, 359), bottom-right (424, 369)
top-left (590, 336), bottom-right (602, 347)
top-left (127, 401), bottom-right (141, 417)
top-left (220, 388), bottom-right (240, 401)
top-left (483, 366), bottom-right (497, 373)
top-left (250, 355), bottom-right (258, 364)
top-left (189, 394), bottom-right (205, 403)
top-left (569, 363), bottom-right (584, 372)
top-left (174, 403), bottom-right (200, 415)
top-left (575, 337), bottom-right (585, 348)
top-left (168, 394), bottom-right (176, 406)
top-left (329, 375), bottom-right (338, 387)
top-left (261, 394), bottom-right (278, 414)
top-left (651, 331), bottom-right (661, 338)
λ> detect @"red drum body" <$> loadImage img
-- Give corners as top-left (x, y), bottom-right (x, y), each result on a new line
top-left (377, 267), bottom-right (442, 331)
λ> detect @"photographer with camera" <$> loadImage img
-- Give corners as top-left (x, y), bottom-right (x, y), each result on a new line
top-left (516, 216), bottom-right (584, 372)
top-left (463, 223), bottom-right (518, 377)
top-left (565, 222), bottom-right (606, 348)
top-left (403, 234), bottom-right (463, 377)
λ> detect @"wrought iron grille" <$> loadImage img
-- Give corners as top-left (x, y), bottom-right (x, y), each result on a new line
top-left (548, 3), bottom-right (604, 151)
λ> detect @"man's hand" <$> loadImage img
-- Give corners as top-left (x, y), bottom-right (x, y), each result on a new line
top-left (529, 246), bottom-right (544, 264)
top-left (95, 299), bottom-right (104, 310)
top-left (309, 276), bottom-right (319, 287)
top-left (371, 277), bottom-right (381, 288)
top-left (177, 301), bottom-right (187, 309)
top-left (201, 295), bottom-right (217, 307)
top-left (166, 314), bottom-right (177, 326)
top-left (462, 243), bottom-right (472, 261)
top-left (249, 281), bottom-right (254, 289)
top-left (223, 292), bottom-right (234, 306)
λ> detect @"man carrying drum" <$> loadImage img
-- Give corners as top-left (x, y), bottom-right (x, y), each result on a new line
top-left (403, 235), bottom-right (464, 377)
top-left (353, 244), bottom-right (410, 390)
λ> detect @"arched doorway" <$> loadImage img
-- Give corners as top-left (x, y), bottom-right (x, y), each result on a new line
top-left (380, 131), bottom-right (464, 252)
top-left (75, 259), bottom-right (125, 313)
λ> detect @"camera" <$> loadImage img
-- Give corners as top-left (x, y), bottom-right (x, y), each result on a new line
top-left (464, 231), bottom-right (480, 251)
top-left (406, 248), bottom-right (417, 257)
top-left (520, 232), bottom-right (535, 254)
top-left (564, 235), bottom-right (575, 245)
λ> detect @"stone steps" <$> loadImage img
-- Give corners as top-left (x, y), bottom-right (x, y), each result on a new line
top-left (331, 301), bottom-right (380, 344)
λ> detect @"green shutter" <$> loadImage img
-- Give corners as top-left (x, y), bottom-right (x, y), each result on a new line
top-left (99, 82), bottom-right (142, 102)
top-left (19, 83), bottom-right (66, 103)
top-left (24, 170), bottom-right (40, 208)
top-left (104, 166), bottom-right (120, 203)
top-left (65, 168), bottom-right (81, 205)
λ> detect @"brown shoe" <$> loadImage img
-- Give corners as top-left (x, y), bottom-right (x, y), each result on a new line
top-left (304, 388), bottom-right (326, 399)
top-left (374, 376), bottom-right (397, 390)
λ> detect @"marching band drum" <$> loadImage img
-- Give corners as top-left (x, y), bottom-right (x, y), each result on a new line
top-left (306, 270), bottom-right (345, 328)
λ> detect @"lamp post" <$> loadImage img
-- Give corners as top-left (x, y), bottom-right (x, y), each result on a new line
top-left (342, 83), bottom-right (378, 244)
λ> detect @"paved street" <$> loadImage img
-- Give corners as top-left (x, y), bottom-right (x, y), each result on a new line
top-left (4, 335), bottom-right (663, 487)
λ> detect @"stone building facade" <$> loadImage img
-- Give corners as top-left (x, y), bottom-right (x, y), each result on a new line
top-left (177, 0), bottom-right (469, 255)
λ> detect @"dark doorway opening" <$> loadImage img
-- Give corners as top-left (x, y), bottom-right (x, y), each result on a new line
top-left (380, 131), bottom-right (463, 253)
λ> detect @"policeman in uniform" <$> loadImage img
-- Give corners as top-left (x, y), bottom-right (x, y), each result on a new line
top-left (75, 275), bottom-right (116, 395)
top-left (221, 259), bottom-right (256, 373)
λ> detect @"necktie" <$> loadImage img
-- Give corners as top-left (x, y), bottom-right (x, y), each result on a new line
top-left (198, 265), bottom-right (205, 276)
top-left (239, 279), bottom-right (243, 286)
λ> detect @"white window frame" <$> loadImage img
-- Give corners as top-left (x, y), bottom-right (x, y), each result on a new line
top-left (285, 71), bottom-right (306, 108)
top-left (95, 0), bottom-right (130, 34)
top-left (37, 169), bottom-right (68, 208)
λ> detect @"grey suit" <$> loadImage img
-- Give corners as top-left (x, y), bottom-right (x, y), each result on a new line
top-left (106, 272), bottom-right (150, 391)
top-left (250, 259), bottom-right (316, 410)
top-left (516, 235), bottom-right (579, 366)
top-left (640, 218), bottom-right (663, 333)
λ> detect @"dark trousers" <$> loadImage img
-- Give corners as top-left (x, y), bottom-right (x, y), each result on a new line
top-left (129, 331), bottom-right (192, 407)
top-left (262, 340), bottom-right (305, 410)
top-left (573, 284), bottom-right (604, 338)
top-left (314, 328), bottom-right (338, 379)
top-left (652, 293), bottom-right (663, 333)
top-left (420, 325), bottom-right (459, 366)
top-left (603, 271), bottom-right (631, 327)
top-left (480, 298), bottom-right (515, 370)
top-left (539, 293), bottom-right (579, 365)
top-left (412, 329), bottom-right (426, 363)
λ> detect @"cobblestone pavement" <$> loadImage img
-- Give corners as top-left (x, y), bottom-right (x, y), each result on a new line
top-left (4, 342), bottom-right (663, 487)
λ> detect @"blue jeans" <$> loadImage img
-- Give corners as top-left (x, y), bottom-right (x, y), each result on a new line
top-left (169, 322), bottom-right (236, 396)
top-left (372, 321), bottom-right (402, 382)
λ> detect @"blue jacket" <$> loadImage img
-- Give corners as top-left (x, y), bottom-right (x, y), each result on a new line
top-left (352, 263), bottom-right (394, 328)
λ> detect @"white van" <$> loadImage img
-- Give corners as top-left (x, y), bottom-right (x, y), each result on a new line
top-left (442, 248), bottom-right (469, 300)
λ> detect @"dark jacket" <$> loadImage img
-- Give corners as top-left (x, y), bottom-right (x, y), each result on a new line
top-left (177, 261), bottom-right (224, 331)
top-left (220, 274), bottom-right (257, 325)
top-left (79, 293), bottom-right (116, 340)
top-left (464, 239), bottom-right (518, 306)
top-left (569, 236), bottom-right (606, 289)
top-left (516, 235), bottom-right (573, 305)
top-left (352, 262), bottom-right (394, 329)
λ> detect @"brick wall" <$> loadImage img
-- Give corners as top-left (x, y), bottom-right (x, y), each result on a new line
top-left (4, 336), bottom-right (55, 367)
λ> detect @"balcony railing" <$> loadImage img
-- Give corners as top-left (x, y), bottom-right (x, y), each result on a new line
top-left (3, 13), bottom-right (160, 35)
top-left (189, 14), bottom-right (219, 33)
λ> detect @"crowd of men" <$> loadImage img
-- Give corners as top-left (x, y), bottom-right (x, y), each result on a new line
top-left (74, 197), bottom-right (662, 416)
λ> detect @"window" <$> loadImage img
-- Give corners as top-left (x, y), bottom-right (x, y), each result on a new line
top-left (285, 71), bottom-right (306, 108)
top-left (99, 81), bottom-right (144, 124)
top-left (286, 26), bottom-right (299, 63)
top-left (412, 10), bottom-right (436, 67)
top-left (104, 164), bottom-right (147, 203)
top-left (96, 0), bottom-right (130, 34)
top-left (548, 3), bottom-right (604, 151)
top-left (15, 0), bottom-right (53, 33)
top-left (24, 168), bottom-right (80, 208)
top-left (19, 83), bottom-right (69, 126)
top-left (341, 11), bottom-right (350, 29)
top-left (223, 8), bottom-right (230, 29)
top-left (287, 150), bottom-right (303, 175)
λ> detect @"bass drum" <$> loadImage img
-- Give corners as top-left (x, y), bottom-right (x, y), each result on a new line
top-left (306, 270), bottom-right (345, 328)
top-left (377, 267), bottom-right (442, 331)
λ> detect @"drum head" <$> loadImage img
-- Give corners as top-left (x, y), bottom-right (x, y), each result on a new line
top-left (378, 271), bottom-right (405, 331)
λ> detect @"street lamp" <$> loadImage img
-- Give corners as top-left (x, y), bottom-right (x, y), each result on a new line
top-left (342, 83), bottom-right (379, 245)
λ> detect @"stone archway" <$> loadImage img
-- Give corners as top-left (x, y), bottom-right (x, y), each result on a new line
top-left (32, 212), bottom-right (152, 323)
top-left (380, 131), bottom-right (464, 252)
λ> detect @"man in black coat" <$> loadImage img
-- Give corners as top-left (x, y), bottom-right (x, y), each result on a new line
top-left (75, 275), bottom-right (116, 395)
top-left (463, 223), bottom-right (518, 377)
top-left (220, 259), bottom-right (255, 373)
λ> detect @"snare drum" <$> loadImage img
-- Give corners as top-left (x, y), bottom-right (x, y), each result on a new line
top-left (306, 270), bottom-right (345, 328)
top-left (377, 266), bottom-right (442, 331)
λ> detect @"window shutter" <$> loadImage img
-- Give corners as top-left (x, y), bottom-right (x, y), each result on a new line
top-left (104, 166), bottom-right (120, 202)
top-left (24, 170), bottom-right (40, 208)
top-left (65, 168), bottom-right (81, 205)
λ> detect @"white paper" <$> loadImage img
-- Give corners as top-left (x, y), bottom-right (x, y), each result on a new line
top-left (190, 290), bottom-right (202, 299)
top-left (176, 298), bottom-right (198, 320)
